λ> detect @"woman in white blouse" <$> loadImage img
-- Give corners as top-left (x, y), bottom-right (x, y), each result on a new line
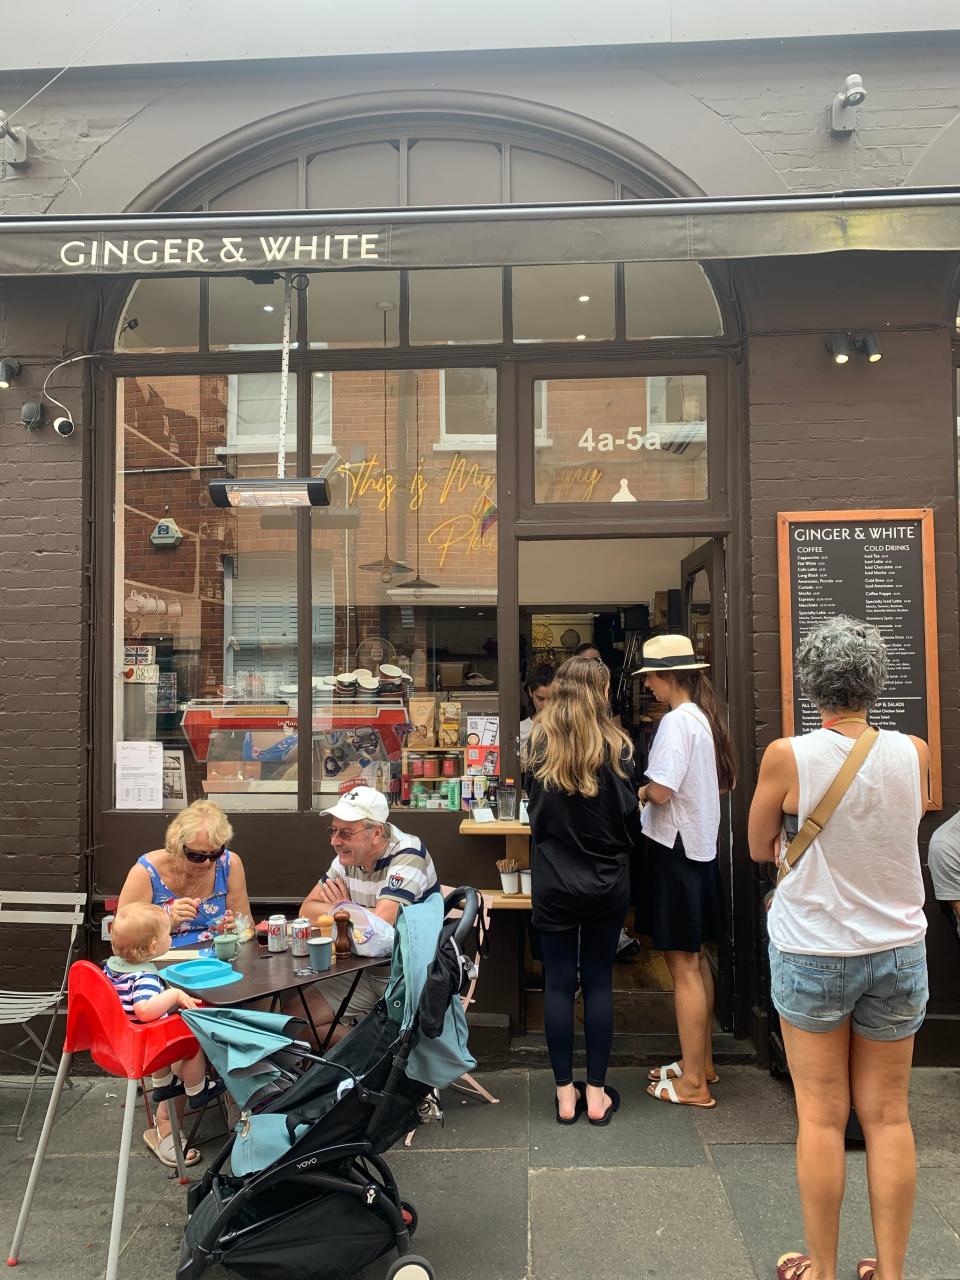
top-left (635, 635), bottom-right (737, 1110)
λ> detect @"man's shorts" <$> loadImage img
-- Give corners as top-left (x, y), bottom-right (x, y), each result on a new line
top-left (314, 968), bottom-right (390, 1021)
top-left (769, 939), bottom-right (928, 1041)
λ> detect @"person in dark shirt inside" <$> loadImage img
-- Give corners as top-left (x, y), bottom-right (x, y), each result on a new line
top-left (522, 655), bottom-right (641, 1126)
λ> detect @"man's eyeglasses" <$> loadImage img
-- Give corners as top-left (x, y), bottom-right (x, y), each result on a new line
top-left (183, 845), bottom-right (225, 864)
top-left (329, 826), bottom-right (367, 842)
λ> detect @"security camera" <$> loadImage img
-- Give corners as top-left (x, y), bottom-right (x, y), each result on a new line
top-left (831, 73), bottom-right (866, 134)
top-left (53, 415), bottom-right (76, 438)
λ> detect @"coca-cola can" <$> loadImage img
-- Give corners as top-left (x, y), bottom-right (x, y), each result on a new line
top-left (290, 917), bottom-right (311, 957)
top-left (267, 914), bottom-right (288, 953)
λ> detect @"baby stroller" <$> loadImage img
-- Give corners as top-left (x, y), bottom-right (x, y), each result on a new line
top-left (177, 887), bottom-right (480, 1280)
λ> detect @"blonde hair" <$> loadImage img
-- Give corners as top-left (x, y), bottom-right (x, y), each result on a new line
top-left (164, 799), bottom-right (233, 860)
top-left (522, 655), bottom-right (632, 796)
top-left (111, 903), bottom-right (168, 962)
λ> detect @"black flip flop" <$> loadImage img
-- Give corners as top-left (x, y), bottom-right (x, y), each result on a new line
top-left (587, 1085), bottom-right (621, 1126)
top-left (554, 1080), bottom-right (587, 1125)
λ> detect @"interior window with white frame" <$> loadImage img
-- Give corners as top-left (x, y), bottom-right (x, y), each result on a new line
top-left (224, 372), bottom-right (333, 454)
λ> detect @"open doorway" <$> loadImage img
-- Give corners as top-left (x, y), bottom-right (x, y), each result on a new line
top-left (517, 535), bottom-right (731, 1040)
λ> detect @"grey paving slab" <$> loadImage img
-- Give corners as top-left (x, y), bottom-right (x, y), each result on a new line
top-left (694, 1065), bottom-right (798, 1145)
top-left (918, 1168), bottom-right (960, 1235)
top-left (358, 1149), bottom-right (528, 1280)
top-left (530, 1166), bottom-right (756, 1280)
top-left (910, 1068), bottom-right (960, 1168)
top-left (713, 1142), bottom-right (960, 1280)
top-left (405, 1069), bottom-right (528, 1151)
top-left (528, 1066), bottom-right (707, 1168)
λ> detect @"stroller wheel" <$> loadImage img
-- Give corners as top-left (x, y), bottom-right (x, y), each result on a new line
top-left (387, 1256), bottom-right (434, 1280)
top-left (400, 1200), bottom-right (418, 1236)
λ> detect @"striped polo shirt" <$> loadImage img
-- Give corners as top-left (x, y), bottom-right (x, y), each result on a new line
top-left (320, 823), bottom-right (439, 908)
top-left (103, 957), bottom-right (166, 1021)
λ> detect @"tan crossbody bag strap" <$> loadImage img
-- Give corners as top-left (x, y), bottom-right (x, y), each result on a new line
top-left (776, 726), bottom-right (880, 887)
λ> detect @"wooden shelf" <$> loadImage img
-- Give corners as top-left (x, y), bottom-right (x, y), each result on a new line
top-left (459, 819), bottom-right (530, 836)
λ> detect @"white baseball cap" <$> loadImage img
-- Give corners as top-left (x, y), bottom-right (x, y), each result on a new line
top-left (327, 786), bottom-right (390, 824)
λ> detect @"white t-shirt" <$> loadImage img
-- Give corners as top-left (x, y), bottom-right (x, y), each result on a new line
top-left (641, 703), bottom-right (720, 862)
top-left (519, 717), bottom-right (534, 750)
top-left (768, 728), bottom-right (926, 956)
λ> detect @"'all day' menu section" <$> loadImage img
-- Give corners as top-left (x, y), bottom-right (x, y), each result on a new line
top-left (786, 517), bottom-right (928, 737)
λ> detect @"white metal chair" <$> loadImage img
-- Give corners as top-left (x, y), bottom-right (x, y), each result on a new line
top-left (0, 889), bottom-right (86, 1140)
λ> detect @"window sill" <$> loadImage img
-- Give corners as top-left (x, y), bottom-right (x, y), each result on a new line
top-left (432, 438), bottom-right (553, 453)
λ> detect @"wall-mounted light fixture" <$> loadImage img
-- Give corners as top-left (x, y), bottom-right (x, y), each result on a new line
top-left (0, 358), bottom-right (23, 389)
top-left (20, 401), bottom-right (44, 430)
top-left (853, 333), bottom-right (883, 363)
top-left (825, 334), bottom-right (851, 364)
top-left (830, 73), bottom-right (867, 135)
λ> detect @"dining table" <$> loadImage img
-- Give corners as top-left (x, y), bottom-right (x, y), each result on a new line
top-left (158, 940), bottom-right (390, 1050)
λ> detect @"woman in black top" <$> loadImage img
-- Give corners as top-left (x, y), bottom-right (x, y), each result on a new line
top-left (523, 655), bottom-right (641, 1125)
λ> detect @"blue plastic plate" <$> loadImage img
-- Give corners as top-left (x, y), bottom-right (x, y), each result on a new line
top-left (161, 958), bottom-right (243, 990)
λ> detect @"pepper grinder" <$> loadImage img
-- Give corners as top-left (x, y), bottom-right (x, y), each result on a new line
top-left (333, 909), bottom-right (352, 957)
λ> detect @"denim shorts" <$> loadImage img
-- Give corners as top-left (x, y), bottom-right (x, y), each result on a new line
top-left (769, 939), bottom-right (928, 1041)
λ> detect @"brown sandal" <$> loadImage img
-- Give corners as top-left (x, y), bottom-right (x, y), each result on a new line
top-left (776, 1253), bottom-right (812, 1280)
top-left (857, 1261), bottom-right (878, 1280)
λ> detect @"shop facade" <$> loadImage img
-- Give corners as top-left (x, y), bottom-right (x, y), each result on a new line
top-left (2, 10), bottom-right (960, 1063)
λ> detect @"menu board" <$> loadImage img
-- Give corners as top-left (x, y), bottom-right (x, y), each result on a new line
top-left (778, 508), bottom-right (941, 808)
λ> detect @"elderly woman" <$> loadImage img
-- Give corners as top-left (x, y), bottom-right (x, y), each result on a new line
top-left (118, 799), bottom-right (251, 949)
top-left (748, 616), bottom-right (930, 1280)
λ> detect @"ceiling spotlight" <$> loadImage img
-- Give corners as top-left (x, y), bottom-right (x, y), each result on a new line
top-left (577, 294), bottom-right (591, 303)
top-left (831, 73), bottom-right (867, 135)
top-left (825, 334), bottom-right (851, 365)
top-left (854, 334), bottom-right (883, 363)
top-left (262, 304), bottom-right (275, 313)
top-left (0, 358), bottom-right (23, 389)
top-left (575, 333), bottom-right (587, 341)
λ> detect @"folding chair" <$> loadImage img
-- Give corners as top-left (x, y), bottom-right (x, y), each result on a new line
top-left (0, 889), bottom-right (85, 1141)
top-left (404, 888), bottom-right (497, 1146)
top-left (7, 961), bottom-right (199, 1280)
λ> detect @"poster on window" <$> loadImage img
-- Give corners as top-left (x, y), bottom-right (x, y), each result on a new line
top-left (157, 672), bottom-right (178, 714)
top-left (162, 749), bottom-right (188, 810)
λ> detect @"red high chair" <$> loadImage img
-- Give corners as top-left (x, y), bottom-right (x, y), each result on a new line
top-left (7, 961), bottom-right (200, 1280)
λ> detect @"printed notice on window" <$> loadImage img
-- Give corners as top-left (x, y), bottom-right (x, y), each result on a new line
top-left (116, 741), bottom-right (164, 810)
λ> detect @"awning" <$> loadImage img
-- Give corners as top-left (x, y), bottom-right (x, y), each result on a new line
top-left (3, 188), bottom-right (960, 277)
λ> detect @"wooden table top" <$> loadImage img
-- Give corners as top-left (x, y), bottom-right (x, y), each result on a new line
top-left (158, 940), bottom-right (388, 1006)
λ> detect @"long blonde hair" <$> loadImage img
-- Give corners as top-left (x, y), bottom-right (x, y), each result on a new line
top-left (522, 656), bottom-right (633, 796)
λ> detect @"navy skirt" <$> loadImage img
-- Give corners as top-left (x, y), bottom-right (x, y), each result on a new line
top-left (638, 834), bottom-right (726, 953)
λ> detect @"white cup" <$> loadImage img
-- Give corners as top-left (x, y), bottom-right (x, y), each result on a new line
top-left (520, 869), bottom-right (532, 895)
top-left (499, 870), bottom-right (520, 895)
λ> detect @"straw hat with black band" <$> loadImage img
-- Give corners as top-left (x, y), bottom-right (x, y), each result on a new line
top-left (632, 635), bottom-right (709, 675)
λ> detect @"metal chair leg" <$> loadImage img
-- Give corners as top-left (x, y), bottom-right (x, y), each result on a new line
top-left (104, 1078), bottom-right (138, 1280)
top-left (6, 1050), bottom-right (73, 1266)
top-left (166, 1096), bottom-right (189, 1183)
top-left (451, 1073), bottom-right (500, 1105)
top-left (14, 1012), bottom-right (62, 1142)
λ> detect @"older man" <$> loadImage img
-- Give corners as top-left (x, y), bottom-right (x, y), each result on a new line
top-left (296, 786), bottom-right (439, 1043)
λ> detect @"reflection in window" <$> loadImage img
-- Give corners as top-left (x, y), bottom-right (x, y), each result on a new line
top-left (512, 264), bottom-right (615, 343)
top-left (310, 368), bottom-right (499, 811)
top-left (116, 278), bottom-right (200, 352)
top-left (223, 373), bottom-right (332, 456)
top-left (534, 373), bottom-right (708, 504)
top-left (209, 277), bottom-right (286, 350)
top-left (115, 375), bottom-right (299, 811)
top-left (308, 271), bottom-right (401, 347)
top-left (409, 269), bottom-right (502, 345)
top-left (625, 262), bottom-right (723, 338)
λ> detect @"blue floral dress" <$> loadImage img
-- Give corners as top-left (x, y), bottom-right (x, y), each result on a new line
top-left (137, 851), bottom-right (232, 947)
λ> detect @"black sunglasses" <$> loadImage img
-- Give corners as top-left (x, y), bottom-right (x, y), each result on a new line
top-left (183, 845), bottom-right (225, 864)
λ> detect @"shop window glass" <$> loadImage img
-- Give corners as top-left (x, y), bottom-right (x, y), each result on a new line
top-left (509, 148), bottom-right (616, 203)
top-left (625, 261), bottom-right (723, 338)
top-left (407, 140), bottom-right (503, 206)
top-left (512, 264), bottom-right (615, 343)
top-left (306, 141), bottom-right (402, 210)
top-left (115, 375), bottom-right (299, 811)
top-left (307, 271), bottom-right (401, 348)
top-left (311, 368), bottom-right (499, 812)
top-left (116, 278), bottom-right (200, 352)
top-left (209, 276), bottom-right (286, 350)
top-left (409, 269), bottom-right (502, 346)
top-left (223, 372), bottom-right (332, 456)
top-left (533, 373), bottom-right (708, 504)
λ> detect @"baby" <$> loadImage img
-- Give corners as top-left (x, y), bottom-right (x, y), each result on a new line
top-left (104, 903), bottom-right (224, 1154)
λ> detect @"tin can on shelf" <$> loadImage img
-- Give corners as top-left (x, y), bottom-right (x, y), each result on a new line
top-left (290, 917), bottom-right (311, 957)
top-left (447, 779), bottom-right (461, 811)
top-left (267, 914), bottom-right (288, 953)
top-left (473, 775), bottom-right (488, 803)
top-left (461, 776), bottom-right (473, 803)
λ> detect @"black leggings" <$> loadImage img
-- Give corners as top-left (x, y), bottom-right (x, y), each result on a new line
top-left (539, 911), bottom-right (624, 1088)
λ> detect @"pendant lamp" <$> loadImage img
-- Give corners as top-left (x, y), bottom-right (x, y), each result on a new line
top-left (359, 301), bottom-right (411, 582)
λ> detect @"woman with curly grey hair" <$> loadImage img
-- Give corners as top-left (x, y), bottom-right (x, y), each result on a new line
top-left (749, 616), bottom-right (930, 1280)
